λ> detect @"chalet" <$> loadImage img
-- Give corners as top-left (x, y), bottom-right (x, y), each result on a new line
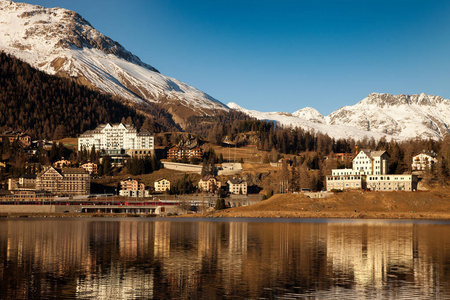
top-left (81, 162), bottom-right (98, 175)
top-left (167, 146), bottom-right (203, 160)
top-left (0, 131), bottom-right (31, 148)
top-left (198, 175), bottom-right (221, 193)
top-left (119, 178), bottom-right (149, 197)
top-left (227, 178), bottom-right (247, 195)
top-left (412, 151), bottom-right (437, 171)
top-left (154, 178), bottom-right (170, 192)
top-left (53, 159), bottom-right (71, 169)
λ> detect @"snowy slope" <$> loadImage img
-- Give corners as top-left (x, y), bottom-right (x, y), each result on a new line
top-left (227, 102), bottom-right (404, 141)
top-left (228, 92), bottom-right (450, 141)
top-left (0, 1), bottom-right (227, 123)
top-left (326, 93), bottom-right (450, 140)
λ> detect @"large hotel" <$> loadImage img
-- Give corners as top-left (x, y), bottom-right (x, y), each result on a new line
top-left (326, 149), bottom-right (418, 191)
top-left (78, 123), bottom-right (154, 152)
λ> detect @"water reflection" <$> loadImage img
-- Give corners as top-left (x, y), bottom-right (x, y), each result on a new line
top-left (0, 219), bottom-right (449, 299)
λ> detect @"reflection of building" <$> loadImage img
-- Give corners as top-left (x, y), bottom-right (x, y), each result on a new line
top-left (326, 223), bottom-right (414, 289)
top-left (412, 151), bottom-right (437, 171)
top-left (198, 175), bottom-right (221, 193)
top-left (36, 166), bottom-right (90, 196)
top-left (326, 149), bottom-right (417, 191)
top-left (154, 178), bottom-right (170, 192)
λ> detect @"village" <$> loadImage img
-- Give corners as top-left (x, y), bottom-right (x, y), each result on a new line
top-left (0, 122), bottom-right (440, 216)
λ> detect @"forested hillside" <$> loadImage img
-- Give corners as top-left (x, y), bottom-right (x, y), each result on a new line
top-left (0, 52), bottom-right (180, 139)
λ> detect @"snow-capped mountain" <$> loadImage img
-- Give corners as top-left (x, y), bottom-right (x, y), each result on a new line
top-left (0, 1), bottom-right (227, 126)
top-left (228, 93), bottom-right (450, 141)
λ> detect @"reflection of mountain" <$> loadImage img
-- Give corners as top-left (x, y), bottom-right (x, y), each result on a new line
top-left (1, 220), bottom-right (450, 299)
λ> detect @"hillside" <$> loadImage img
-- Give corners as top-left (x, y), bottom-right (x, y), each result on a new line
top-left (0, 51), bottom-right (179, 139)
top-left (0, 0), bottom-right (228, 126)
top-left (196, 190), bottom-right (450, 219)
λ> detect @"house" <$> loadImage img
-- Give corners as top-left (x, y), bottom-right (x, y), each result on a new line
top-left (119, 178), bottom-right (149, 197)
top-left (154, 178), bottom-right (170, 192)
top-left (36, 166), bottom-right (90, 196)
top-left (0, 131), bottom-right (31, 148)
top-left (53, 159), bottom-right (71, 169)
top-left (19, 174), bottom-right (37, 189)
top-left (412, 151), bottom-right (437, 171)
top-left (198, 175), bottom-right (221, 193)
top-left (167, 146), bottom-right (203, 160)
top-left (120, 178), bottom-right (145, 191)
top-left (81, 162), bottom-right (98, 175)
top-left (227, 178), bottom-right (247, 195)
top-left (326, 149), bottom-right (417, 192)
top-left (78, 123), bottom-right (154, 152)
top-left (330, 153), bottom-right (354, 161)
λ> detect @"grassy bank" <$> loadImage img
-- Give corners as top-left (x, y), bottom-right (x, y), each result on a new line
top-left (192, 189), bottom-right (450, 220)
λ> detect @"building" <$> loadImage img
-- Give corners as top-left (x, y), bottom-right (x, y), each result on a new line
top-left (0, 131), bottom-right (31, 147)
top-left (227, 178), bottom-right (247, 195)
top-left (19, 174), bottom-right (37, 189)
top-left (0, 190), bottom-right (54, 202)
top-left (125, 149), bottom-right (154, 159)
top-left (326, 149), bottom-right (417, 192)
top-left (36, 167), bottom-right (90, 196)
top-left (78, 123), bottom-right (154, 152)
top-left (331, 153), bottom-right (354, 161)
top-left (198, 175), bottom-right (222, 193)
top-left (53, 159), bottom-right (71, 169)
top-left (366, 174), bottom-right (418, 191)
top-left (412, 151), bottom-right (437, 171)
top-left (154, 178), bottom-right (170, 192)
top-left (167, 146), bottom-right (203, 160)
top-left (119, 178), bottom-right (148, 197)
top-left (81, 162), bottom-right (98, 175)
top-left (120, 178), bottom-right (145, 191)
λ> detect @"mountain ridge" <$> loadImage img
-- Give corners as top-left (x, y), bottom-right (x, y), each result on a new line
top-left (0, 0), bottom-right (228, 127)
top-left (228, 92), bottom-right (450, 141)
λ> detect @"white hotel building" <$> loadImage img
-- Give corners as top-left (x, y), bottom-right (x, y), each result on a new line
top-left (78, 123), bottom-right (154, 152)
top-left (326, 149), bottom-right (417, 191)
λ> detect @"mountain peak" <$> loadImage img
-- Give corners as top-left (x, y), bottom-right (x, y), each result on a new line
top-left (0, 0), bottom-right (158, 72)
top-left (0, 0), bottom-right (227, 126)
top-left (292, 107), bottom-right (325, 123)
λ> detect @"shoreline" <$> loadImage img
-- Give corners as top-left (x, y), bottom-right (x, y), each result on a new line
top-left (1, 189), bottom-right (450, 220)
top-left (1, 211), bottom-right (450, 221)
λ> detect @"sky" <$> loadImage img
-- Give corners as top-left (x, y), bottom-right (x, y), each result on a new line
top-left (22, 0), bottom-right (450, 115)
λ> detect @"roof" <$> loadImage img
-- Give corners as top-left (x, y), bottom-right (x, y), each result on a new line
top-left (228, 178), bottom-right (246, 185)
top-left (360, 149), bottom-right (389, 158)
top-left (20, 174), bottom-right (37, 179)
top-left (61, 168), bottom-right (89, 174)
top-left (155, 178), bottom-right (169, 182)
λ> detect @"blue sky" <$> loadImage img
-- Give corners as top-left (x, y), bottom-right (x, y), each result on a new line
top-left (24, 0), bottom-right (450, 115)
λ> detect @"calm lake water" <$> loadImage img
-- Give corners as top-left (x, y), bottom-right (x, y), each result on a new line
top-left (0, 218), bottom-right (450, 299)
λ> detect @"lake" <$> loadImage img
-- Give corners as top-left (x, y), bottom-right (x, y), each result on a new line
top-left (0, 218), bottom-right (450, 299)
